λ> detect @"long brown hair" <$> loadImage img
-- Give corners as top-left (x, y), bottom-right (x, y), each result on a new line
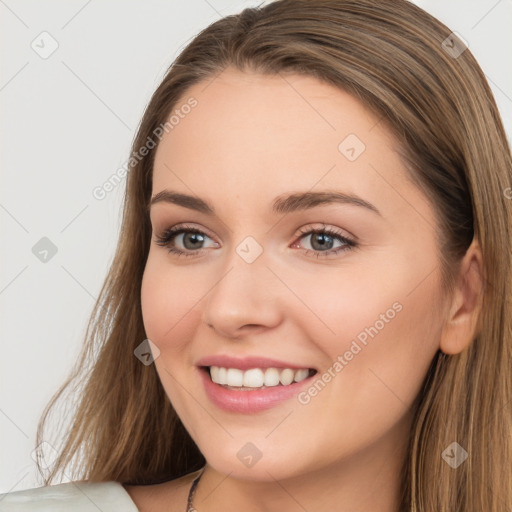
top-left (36, 0), bottom-right (512, 509)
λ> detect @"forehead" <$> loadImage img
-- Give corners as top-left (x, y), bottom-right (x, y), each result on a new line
top-left (154, 67), bottom-right (391, 164)
top-left (151, 67), bottom-right (425, 223)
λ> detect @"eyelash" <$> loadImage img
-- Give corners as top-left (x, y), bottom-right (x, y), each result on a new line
top-left (154, 223), bottom-right (357, 259)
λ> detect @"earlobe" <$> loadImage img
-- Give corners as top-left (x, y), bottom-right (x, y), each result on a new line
top-left (440, 239), bottom-right (484, 355)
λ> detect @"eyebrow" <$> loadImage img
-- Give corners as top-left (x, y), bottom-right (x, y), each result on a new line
top-left (149, 190), bottom-right (381, 216)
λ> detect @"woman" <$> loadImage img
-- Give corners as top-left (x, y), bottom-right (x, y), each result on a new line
top-left (2, 0), bottom-right (511, 510)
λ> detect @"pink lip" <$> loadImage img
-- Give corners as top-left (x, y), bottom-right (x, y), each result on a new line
top-left (196, 355), bottom-right (315, 371)
top-left (199, 369), bottom-right (315, 413)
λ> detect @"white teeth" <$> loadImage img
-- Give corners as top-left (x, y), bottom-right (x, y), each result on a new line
top-left (279, 368), bottom-right (295, 386)
top-left (264, 368), bottom-right (280, 387)
top-left (243, 368), bottom-right (265, 388)
top-left (209, 366), bottom-right (311, 388)
top-left (294, 368), bottom-right (309, 383)
top-left (226, 368), bottom-right (244, 387)
top-left (210, 365), bottom-right (219, 382)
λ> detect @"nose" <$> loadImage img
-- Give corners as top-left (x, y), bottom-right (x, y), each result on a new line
top-left (201, 247), bottom-right (283, 339)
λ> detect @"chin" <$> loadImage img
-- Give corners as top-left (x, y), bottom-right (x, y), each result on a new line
top-left (199, 441), bottom-right (316, 483)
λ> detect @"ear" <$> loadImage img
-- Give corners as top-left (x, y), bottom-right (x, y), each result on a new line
top-left (440, 238), bottom-right (484, 355)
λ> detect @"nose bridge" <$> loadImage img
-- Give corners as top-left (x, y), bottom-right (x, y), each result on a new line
top-left (201, 235), bottom-right (282, 336)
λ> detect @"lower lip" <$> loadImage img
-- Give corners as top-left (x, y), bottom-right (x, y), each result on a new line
top-left (199, 368), bottom-right (315, 413)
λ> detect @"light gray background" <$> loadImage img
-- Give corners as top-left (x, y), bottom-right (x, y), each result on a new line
top-left (1, 0), bottom-right (511, 493)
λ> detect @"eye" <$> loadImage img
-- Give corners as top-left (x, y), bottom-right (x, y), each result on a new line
top-left (154, 223), bottom-right (357, 259)
top-left (292, 223), bottom-right (357, 258)
top-left (154, 224), bottom-right (218, 258)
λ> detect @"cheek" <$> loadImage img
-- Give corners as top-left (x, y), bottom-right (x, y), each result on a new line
top-left (278, 285), bottom-right (440, 465)
top-left (290, 253), bottom-right (443, 411)
top-left (140, 258), bottom-right (205, 420)
top-left (140, 256), bottom-right (204, 356)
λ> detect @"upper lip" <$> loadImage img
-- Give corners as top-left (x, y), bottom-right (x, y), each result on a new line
top-left (196, 355), bottom-right (316, 371)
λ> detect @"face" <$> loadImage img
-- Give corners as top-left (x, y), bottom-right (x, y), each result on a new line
top-left (141, 67), bottom-right (446, 481)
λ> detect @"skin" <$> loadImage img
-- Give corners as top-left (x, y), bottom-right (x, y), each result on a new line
top-left (124, 67), bottom-right (483, 512)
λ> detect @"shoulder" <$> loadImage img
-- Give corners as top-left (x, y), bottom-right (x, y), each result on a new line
top-left (0, 480), bottom-right (139, 512)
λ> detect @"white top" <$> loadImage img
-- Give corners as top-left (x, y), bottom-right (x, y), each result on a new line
top-left (0, 481), bottom-right (140, 511)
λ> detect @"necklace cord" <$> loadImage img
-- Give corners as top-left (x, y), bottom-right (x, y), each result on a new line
top-left (186, 466), bottom-right (206, 512)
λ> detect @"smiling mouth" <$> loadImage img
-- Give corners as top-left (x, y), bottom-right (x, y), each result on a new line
top-left (201, 366), bottom-right (317, 390)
